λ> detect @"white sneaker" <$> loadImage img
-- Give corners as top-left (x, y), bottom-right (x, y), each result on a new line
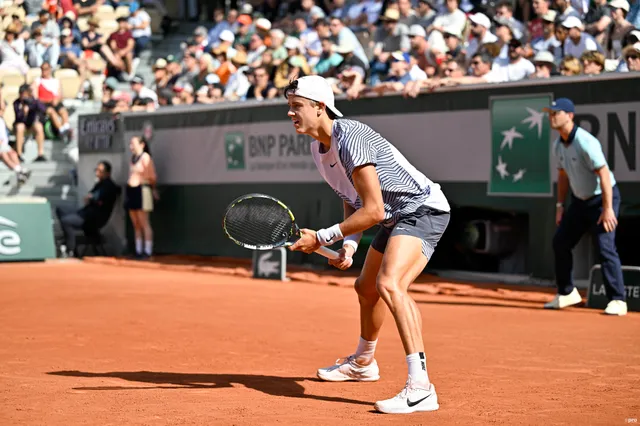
top-left (604, 300), bottom-right (627, 316)
top-left (544, 287), bottom-right (582, 309)
top-left (374, 376), bottom-right (439, 414)
top-left (316, 355), bottom-right (380, 382)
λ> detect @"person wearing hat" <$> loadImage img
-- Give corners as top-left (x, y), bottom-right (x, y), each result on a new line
top-left (494, 0), bottom-right (526, 41)
top-left (542, 98), bottom-right (627, 316)
top-left (130, 75), bottom-right (159, 109)
top-left (428, 0), bottom-right (467, 37)
top-left (584, 0), bottom-right (613, 45)
top-left (415, 0), bottom-right (437, 28)
top-left (247, 33), bottom-right (268, 67)
top-left (370, 8), bottom-right (410, 85)
top-left (128, 1), bottom-right (152, 57)
top-left (606, 0), bottom-right (634, 58)
top-left (107, 16), bottom-right (135, 77)
top-left (273, 36), bottom-right (311, 89)
top-left (27, 10), bottom-right (60, 69)
top-left (101, 76), bottom-right (119, 106)
top-left (491, 37), bottom-right (535, 81)
top-left (193, 26), bottom-right (209, 52)
top-left (494, 16), bottom-right (516, 59)
top-left (13, 84), bottom-right (47, 161)
top-left (530, 50), bottom-right (556, 78)
top-left (621, 41), bottom-right (640, 70)
top-left (0, 25), bottom-right (29, 75)
top-left (465, 13), bottom-right (498, 60)
top-left (285, 75), bottom-right (451, 414)
top-left (529, 0), bottom-right (554, 40)
top-left (206, 9), bottom-right (238, 48)
top-left (235, 14), bottom-right (255, 49)
top-left (530, 9), bottom-right (560, 56)
top-left (562, 16), bottom-right (602, 59)
top-left (254, 17), bottom-right (273, 47)
top-left (442, 26), bottom-right (464, 60)
top-left (407, 24), bottom-right (429, 70)
top-left (80, 15), bottom-right (120, 72)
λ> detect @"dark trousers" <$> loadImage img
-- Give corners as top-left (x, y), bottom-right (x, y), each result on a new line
top-left (553, 185), bottom-right (625, 301)
top-left (55, 206), bottom-right (84, 252)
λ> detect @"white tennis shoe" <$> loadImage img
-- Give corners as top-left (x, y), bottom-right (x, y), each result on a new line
top-left (544, 287), bottom-right (582, 309)
top-left (374, 376), bottom-right (439, 414)
top-left (316, 355), bottom-right (380, 382)
top-left (604, 300), bottom-right (627, 316)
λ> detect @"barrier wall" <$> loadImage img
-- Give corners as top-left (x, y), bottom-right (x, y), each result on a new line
top-left (78, 73), bottom-right (640, 278)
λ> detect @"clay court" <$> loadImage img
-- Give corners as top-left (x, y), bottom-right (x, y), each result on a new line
top-left (1, 260), bottom-right (639, 425)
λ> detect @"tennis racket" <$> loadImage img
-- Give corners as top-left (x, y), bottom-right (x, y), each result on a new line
top-left (222, 193), bottom-right (340, 260)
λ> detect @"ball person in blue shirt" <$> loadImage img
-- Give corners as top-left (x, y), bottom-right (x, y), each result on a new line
top-left (544, 98), bottom-right (627, 316)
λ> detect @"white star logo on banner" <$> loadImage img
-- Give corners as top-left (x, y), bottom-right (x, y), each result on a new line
top-left (500, 127), bottom-right (524, 150)
top-left (512, 169), bottom-right (526, 182)
top-left (521, 108), bottom-right (545, 138)
top-left (495, 156), bottom-right (509, 179)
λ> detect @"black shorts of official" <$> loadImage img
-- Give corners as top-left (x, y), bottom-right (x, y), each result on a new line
top-left (125, 185), bottom-right (143, 210)
top-left (371, 205), bottom-right (450, 259)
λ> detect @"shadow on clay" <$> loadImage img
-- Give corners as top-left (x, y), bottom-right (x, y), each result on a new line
top-left (46, 370), bottom-right (372, 406)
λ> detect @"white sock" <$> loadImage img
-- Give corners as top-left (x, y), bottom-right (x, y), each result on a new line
top-left (406, 352), bottom-right (430, 386)
top-left (144, 240), bottom-right (153, 256)
top-left (13, 165), bottom-right (22, 173)
top-left (135, 238), bottom-right (142, 254)
top-left (60, 123), bottom-right (70, 132)
top-left (354, 336), bottom-right (377, 364)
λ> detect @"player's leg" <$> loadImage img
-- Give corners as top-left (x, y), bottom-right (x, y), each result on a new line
top-left (0, 145), bottom-right (30, 184)
top-left (545, 199), bottom-right (589, 309)
top-left (317, 243), bottom-right (385, 382)
top-left (374, 210), bottom-right (450, 414)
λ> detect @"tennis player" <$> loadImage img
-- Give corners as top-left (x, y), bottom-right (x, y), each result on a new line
top-left (286, 75), bottom-right (450, 414)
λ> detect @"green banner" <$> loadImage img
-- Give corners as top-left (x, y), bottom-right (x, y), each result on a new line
top-left (488, 94), bottom-right (553, 197)
top-left (0, 199), bottom-right (56, 262)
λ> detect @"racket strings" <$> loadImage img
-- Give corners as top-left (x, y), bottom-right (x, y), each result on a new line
top-left (225, 198), bottom-right (294, 247)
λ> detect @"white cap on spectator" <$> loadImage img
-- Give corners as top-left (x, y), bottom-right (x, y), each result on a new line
top-left (256, 18), bottom-right (271, 31)
top-left (205, 73), bottom-right (221, 85)
top-left (409, 24), bottom-right (426, 38)
top-left (285, 75), bottom-right (343, 118)
top-left (197, 85), bottom-right (209, 95)
top-left (629, 30), bottom-right (640, 41)
top-left (333, 41), bottom-right (354, 54)
top-left (270, 29), bottom-right (285, 40)
top-left (541, 10), bottom-right (557, 22)
top-left (391, 51), bottom-right (410, 62)
top-left (469, 13), bottom-right (491, 29)
top-left (64, 10), bottom-right (76, 21)
top-left (219, 29), bottom-right (235, 43)
top-left (240, 3), bottom-right (253, 15)
top-left (533, 51), bottom-right (555, 64)
top-left (443, 26), bottom-right (462, 39)
top-left (562, 16), bottom-right (584, 30)
top-left (284, 36), bottom-right (300, 50)
top-left (61, 28), bottom-right (71, 37)
top-left (623, 42), bottom-right (640, 57)
top-left (608, 0), bottom-right (630, 12)
top-left (194, 26), bottom-right (208, 37)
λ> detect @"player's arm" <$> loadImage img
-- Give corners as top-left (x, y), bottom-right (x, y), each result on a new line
top-left (340, 164), bottom-right (385, 235)
top-left (342, 200), bottom-right (362, 252)
top-left (557, 168), bottom-right (569, 206)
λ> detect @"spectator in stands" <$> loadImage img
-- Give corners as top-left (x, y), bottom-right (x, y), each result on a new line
top-left (29, 9), bottom-right (60, 69)
top-left (622, 42), bottom-right (640, 70)
top-left (130, 75), bottom-right (158, 108)
top-left (274, 37), bottom-right (311, 89)
top-left (101, 76), bottom-right (118, 108)
top-left (531, 50), bottom-right (556, 77)
top-left (328, 17), bottom-right (369, 67)
top-left (31, 62), bottom-right (72, 142)
top-left (368, 51), bottom-right (425, 96)
top-left (125, 136), bottom-right (157, 259)
top-left (495, 0), bottom-right (527, 40)
top-left (254, 18), bottom-right (273, 47)
top-left (60, 28), bottom-right (83, 70)
top-left (128, 1), bottom-right (152, 57)
top-left (443, 26), bottom-right (464, 60)
top-left (629, 0), bottom-right (640, 27)
top-left (465, 13), bottom-right (498, 61)
top-left (428, 0), bottom-right (466, 37)
top-left (314, 37), bottom-right (343, 76)
top-left (234, 14), bottom-right (254, 48)
top-left (191, 54), bottom-right (216, 90)
top-left (492, 38), bottom-right (536, 81)
top-left (55, 160), bottom-right (119, 258)
top-left (561, 16), bottom-right (601, 59)
top-left (172, 82), bottom-right (195, 105)
top-left (580, 50), bottom-right (605, 74)
top-left (73, 0), bottom-right (104, 18)
top-left (0, 25), bottom-right (29, 74)
top-left (13, 84), bottom-right (47, 162)
top-left (559, 54), bottom-right (583, 75)
top-left (208, 9), bottom-right (238, 47)
top-left (369, 8), bottom-right (410, 85)
top-left (247, 33), bottom-right (268, 66)
top-left (245, 65), bottom-right (278, 100)
top-left (584, 0), bottom-right (613, 45)
top-left (554, 0), bottom-right (582, 21)
top-left (9, 16), bottom-right (28, 57)
top-left (193, 26), bottom-right (209, 52)
top-left (529, 0), bottom-right (553, 40)
top-left (223, 51), bottom-right (251, 100)
top-left (494, 17), bottom-right (516, 60)
top-left (415, 0), bottom-right (437, 28)
top-left (294, 13), bottom-right (321, 67)
top-left (268, 28), bottom-right (287, 67)
top-left (0, 101), bottom-right (31, 186)
top-left (606, 0), bottom-right (635, 59)
top-left (151, 58), bottom-right (171, 92)
top-left (530, 10), bottom-right (559, 55)
top-left (408, 24), bottom-right (430, 71)
top-left (108, 16), bottom-right (135, 79)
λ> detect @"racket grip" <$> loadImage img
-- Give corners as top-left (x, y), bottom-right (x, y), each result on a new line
top-left (316, 246), bottom-right (340, 260)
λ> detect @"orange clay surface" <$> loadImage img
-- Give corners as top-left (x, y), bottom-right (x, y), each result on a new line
top-left (0, 259), bottom-right (639, 426)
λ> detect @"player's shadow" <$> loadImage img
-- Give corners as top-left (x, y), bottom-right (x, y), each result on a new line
top-left (415, 299), bottom-right (548, 311)
top-left (46, 370), bottom-right (371, 406)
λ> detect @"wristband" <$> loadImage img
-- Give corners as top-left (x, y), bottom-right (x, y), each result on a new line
top-left (343, 232), bottom-right (362, 252)
top-left (556, 202), bottom-right (564, 208)
top-left (316, 223), bottom-right (344, 246)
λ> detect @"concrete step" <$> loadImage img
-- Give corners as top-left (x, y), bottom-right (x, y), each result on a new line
top-left (0, 161), bottom-right (76, 175)
top-left (0, 171), bottom-right (74, 187)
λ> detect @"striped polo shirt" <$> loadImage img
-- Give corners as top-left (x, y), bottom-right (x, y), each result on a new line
top-left (311, 119), bottom-right (450, 228)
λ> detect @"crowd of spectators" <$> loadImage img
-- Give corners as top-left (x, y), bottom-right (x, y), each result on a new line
top-left (103, 0), bottom-right (640, 112)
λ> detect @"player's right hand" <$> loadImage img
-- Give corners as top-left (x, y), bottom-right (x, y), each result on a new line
top-left (329, 246), bottom-right (355, 270)
top-left (555, 205), bottom-right (563, 226)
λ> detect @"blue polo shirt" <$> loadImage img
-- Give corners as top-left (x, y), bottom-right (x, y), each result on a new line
top-left (554, 125), bottom-right (616, 200)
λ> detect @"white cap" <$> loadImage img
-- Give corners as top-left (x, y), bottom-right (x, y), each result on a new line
top-left (533, 50), bottom-right (555, 64)
top-left (205, 73), bottom-right (221, 85)
top-left (409, 24), bottom-right (426, 38)
top-left (284, 36), bottom-right (300, 50)
top-left (469, 13), bottom-right (491, 29)
top-left (332, 41), bottom-right (354, 54)
top-left (608, 0), bottom-right (630, 12)
top-left (541, 10), bottom-right (557, 22)
top-left (285, 75), bottom-right (343, 118)
top-left (255, 17), bottom-right (271, 30)
top-left (219, 29), bottom-right (235, 43)
top-left (623, 42), bottom-right (640, 57)
top-left (443, 25), bottom-right (462, 39)
top-left (630, 30), bottom-right (640, 41)
top-left (562, 16), bottom-right (584, 29)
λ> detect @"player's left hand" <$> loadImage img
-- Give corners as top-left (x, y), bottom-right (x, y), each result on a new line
top-left (598, 207), bottom-right (618, 233)
top-left (289, 228), bottom-right (321, 254)
top-left (328, 246), bottom-right (354, 270)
